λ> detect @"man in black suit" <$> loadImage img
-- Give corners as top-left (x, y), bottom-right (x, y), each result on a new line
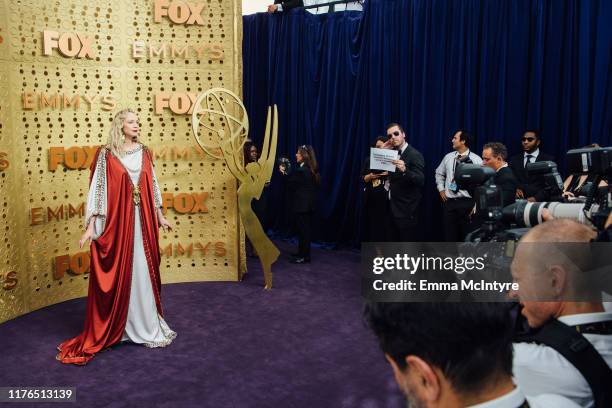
top-left (508, 130), bottom-right (556, 202)
top-left (268, 0), bottom-right (304, 13)
top-left (385, 123), bottom-right (425, 242)
top-left (482, 142), bottom-right (518, 207)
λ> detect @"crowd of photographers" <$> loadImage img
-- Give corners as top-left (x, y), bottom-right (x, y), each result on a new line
top-left (362, 125), bottom-right (610, 243)
top-left (362, 125), bottom-right (612, 407)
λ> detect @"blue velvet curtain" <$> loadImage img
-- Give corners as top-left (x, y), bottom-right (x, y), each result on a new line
top-left (243, 0), bottom-right (612, 245)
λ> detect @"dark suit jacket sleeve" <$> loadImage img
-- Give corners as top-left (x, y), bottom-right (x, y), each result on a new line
top-left (275, 0), bottom-right (303, 11)
top-left (398, 149), bottom-right (425, 187)
top-left (496, 168), bottom-right (519, 207)
top-left (508, 154), bottom-right (526, 189)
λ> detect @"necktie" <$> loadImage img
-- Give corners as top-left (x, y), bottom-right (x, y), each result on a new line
top-left (525, 154), bottom-right (533, 168)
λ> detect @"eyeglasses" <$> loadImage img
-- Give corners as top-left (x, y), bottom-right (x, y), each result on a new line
top-left (387, 131), bottom-right (400, 138)
top-left (521, 137), bottom-right (536, 142)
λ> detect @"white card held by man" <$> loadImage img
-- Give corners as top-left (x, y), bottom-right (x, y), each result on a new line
top-left (370, 148), bottom-right (399, 172)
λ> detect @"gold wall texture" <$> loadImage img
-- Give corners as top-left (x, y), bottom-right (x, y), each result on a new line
top-left (0, 0), bottom-right (243, 323)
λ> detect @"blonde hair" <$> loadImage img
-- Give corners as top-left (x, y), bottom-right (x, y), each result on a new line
top-left (106, 108), bottom-right (137, 157)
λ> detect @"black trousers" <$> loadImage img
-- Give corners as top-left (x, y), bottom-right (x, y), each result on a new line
top-left (391, 215), bottom-right (419, 242)
top-left (294, 212), bottom-right (312, 258)
top-left (442, 198), bottom-right (475, 242)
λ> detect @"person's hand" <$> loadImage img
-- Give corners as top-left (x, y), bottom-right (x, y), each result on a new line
top-left (382, 139), bottom-right (394, 149)
top-left (159, 217), bottom-right (173, 233)
top-left (516, 189), bottom-right (525, 199)
top-left (278, 164), bottom-right (287, 175)
top-left (392, 159), bottom-right (406, 172)
top-left (79, 229), bottom-right (94, 249)
top-left (379, 171), bottom-right (388, 177)
top-left (541, 208), bottom-right (554, 222)
top-left (439, 191), bottom-right (447, 202)
top-left (562, 191), bottom-right (575, 198)
top-left (527, 197), bottom-right (536, 203)
top-left (364, 173), bottom-right (374, 183)
top-left (267, 4), bottom-right (278, 13)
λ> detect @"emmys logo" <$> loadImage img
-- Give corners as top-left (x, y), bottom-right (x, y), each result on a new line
top-left (0, 271), bottom-right (18, 291)
top-left (154, 0), bottom-right (205, 25)
top-left (0, 152), bottom-right (9, 171)
top-left (43, 30), bottom-right (95, 59)
top-left (161, 242), bottom-right (227, 258)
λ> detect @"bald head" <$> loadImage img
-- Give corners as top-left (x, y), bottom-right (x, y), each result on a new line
top-left (512, 220), bottom-right (603, 326)
top-left (518, 219), bottom-right (595, 279)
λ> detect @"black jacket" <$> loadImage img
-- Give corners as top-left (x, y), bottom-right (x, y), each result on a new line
top-left (274, 0), bottom-right (303, 11)
top-left (387, 144), bottom-right (425, 220)
top-left (508, 151), bottom-right (556, 201)
top-left (285, 164), bottom-right (317, 213)
top-left (493, 166), bottom-right (519, 207)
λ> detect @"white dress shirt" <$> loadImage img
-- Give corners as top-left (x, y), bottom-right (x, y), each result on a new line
top-left (435, 149), bottom-right (483, 198)
top-left (468, 386), bottom-right (580, 408)
top-left (513, 312), bottom-right (612, 408)
top-left (523, 148), bottom-right (540, 167)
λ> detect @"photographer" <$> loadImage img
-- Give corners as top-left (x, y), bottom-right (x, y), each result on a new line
top-left (278, 145), bottom-right (320, 264)
top-left (482, 142), bottom-right (518, 207)
top-left (511, 220), bottom-right (612, 407)
top-left (364, 302), bottom-right (579, 407)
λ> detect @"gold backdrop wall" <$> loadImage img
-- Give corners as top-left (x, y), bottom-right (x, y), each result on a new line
top-left (0, 0), bottom-right (243, 323)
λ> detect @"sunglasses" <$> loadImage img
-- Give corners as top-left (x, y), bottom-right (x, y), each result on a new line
top-left (387, 131), bottom-right (401, 138)
top-left (521, 137), bottom-right (536, 142)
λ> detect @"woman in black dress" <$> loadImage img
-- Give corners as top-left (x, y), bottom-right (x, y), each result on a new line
top-left (362, 136), bottom-right (390, 242)
top-left (279, 145), bottom-right (320, 264)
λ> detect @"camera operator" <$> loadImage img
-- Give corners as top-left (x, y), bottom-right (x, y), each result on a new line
top-left (482, 142), bottom-right (518, 207)
top-left (364, 302), bottom-right (579, 407)
top-left (510, 219), bottom-right (612, 408)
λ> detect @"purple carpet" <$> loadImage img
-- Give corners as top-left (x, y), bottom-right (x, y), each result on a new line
top-left (0, 241), bottom-right (403, 408)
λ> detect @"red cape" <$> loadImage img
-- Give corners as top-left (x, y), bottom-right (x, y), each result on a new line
top-left (57, 147), bottom-right (162, 365)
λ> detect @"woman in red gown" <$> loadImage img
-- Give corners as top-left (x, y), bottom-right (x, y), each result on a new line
top-left (57, 109), bottom-right (176, 365)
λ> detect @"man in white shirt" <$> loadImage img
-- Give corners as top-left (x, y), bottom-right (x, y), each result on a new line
top-left (364, 302), bottom-right (580, 408)
top-left (435, 130), bottom-right (482, 242)
top-left (510, 219), bottom-right (612, 407)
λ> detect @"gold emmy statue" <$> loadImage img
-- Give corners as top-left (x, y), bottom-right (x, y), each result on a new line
top-left (191, 88), bottom-right (280, 289)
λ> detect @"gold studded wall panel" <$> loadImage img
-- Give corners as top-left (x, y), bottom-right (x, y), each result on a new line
top-left (0, 0), bottom-right (243, 323)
